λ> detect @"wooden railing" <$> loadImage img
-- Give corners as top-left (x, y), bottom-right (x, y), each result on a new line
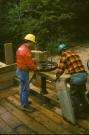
top-left (0, 63), bottom-right (16, 74)
top-left (0, 63), bottom-right (16, 89)
top-left (0, 62), bottom-right (70, 91)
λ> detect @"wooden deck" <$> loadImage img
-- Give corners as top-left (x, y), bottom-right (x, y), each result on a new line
top-left (0, 83), bottom-right (89, 134)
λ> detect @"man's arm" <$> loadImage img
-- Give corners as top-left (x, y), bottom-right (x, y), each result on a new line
top-left (24, 50), bottom-right (37, 70)
top-left (56, 55), bottom-right (66, 78)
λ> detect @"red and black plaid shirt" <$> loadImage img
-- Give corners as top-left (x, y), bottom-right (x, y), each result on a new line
top-left (58, 50), bottom-right (85, 75)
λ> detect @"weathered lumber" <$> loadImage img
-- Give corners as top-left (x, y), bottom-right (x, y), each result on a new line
top-left (37, 70), bottom-right (70, 80)
top-left (0, 111), bottom-right (34, 134)
top-left (0, 63), bottom-right (16, 74)
top-left (0, 117), bottom-right (13, 134)
top-left (0, 105), bottom-right (16, 134)
top-left (15, 124), bottom-right (34, 134)
top-left (0, 105), bottom-right (7, 114)
top-left (4, 43), bottom-right (14, 65)
top-left (0, 63), bottom-right (16, 89)
top-left (0, 111), bottom-right (22, 129)
top-left (31, 50), bottom-right (48, 62)
top-left (0, 86), bottom-right (18, 100)
top-left (0, 84), bottom-right (89, 133)
top-left (8, 95), bottom-right (69, 134)
top-left (17, 94), bottom-right (88, 134)
top-left (0, 62), bottom-right (7, 68)
top-left (30, 83), bottom-right (60, 107)
top-left (32, 70), bottom-right (70, 94)
top-left (1, 99), bottom-right (52, 134)
top-left (14, 94), bottom-right (86, 134)
top-left (31, 84), bottom-right (89, 134)
top-left (0, 97), bottom-right (35, 134)
top-left (77, 119), bottom-right (89, 132)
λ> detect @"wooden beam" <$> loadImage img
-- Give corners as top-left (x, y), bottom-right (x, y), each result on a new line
top-left (0, 63), bottom-right (16, 74)
top-left (37, 71), bottom-right (70, 81)
top-left (0, 63), bottom-right (16, 90)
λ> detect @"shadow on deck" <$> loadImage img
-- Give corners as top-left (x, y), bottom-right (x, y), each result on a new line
top-left (0, 84), bottom-right (89, 134)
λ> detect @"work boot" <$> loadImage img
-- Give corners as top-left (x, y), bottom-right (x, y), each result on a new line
top-left (20, 104), bottom-right (34, 112)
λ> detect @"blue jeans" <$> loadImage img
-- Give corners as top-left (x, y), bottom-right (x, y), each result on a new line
top-left (16, 69), bottom-right (30, 107)
top-left (70, 72), bottom-right (88, 114)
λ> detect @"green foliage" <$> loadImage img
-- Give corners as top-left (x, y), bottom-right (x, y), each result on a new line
top-left (0, 0), bottom-right (89, 56)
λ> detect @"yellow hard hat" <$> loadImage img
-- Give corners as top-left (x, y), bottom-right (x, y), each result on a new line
top-left (24, 34), bottom-right (36, 43)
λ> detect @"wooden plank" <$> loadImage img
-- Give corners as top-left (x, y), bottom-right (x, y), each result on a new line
top-left (77, 119), bottom-right (89, 132)
top-left (15, 124), bottom-right (35, 135)
top-left (29, 98), bottom-right (86, 134)
top-left (31, 50), bottom-right (48, 62)
top-left (7, 95), bottom-right (70, 134)
top-left (0, 71), bottom-right (16, 82)
top-left (32, 75), bottom-right (56, 91)
top-left (10, 130), bottom-right (17, 134)
top-left (0, 111), bottom-right (22, 129)
top-left (4, 43), bottom-right (14, 65)
top-left (30, 83), bottom-right (59, 107)
top-left (0, 62), bottom-right (7, 68)
top-left (46, 80), bottom-right (56, 90)
top-left (0, 86), bottom-right (18, 99)
top-left (30, 83), bottom-right (89, 134)
top-left (0, 105), bottom-right (7, 114)
top-left (15, 94), bottom-right (86, 134)
top-left (37, 71), bottom-right (70, 80)
top-left (0, 64), bottom-right (16, 89)
top-left (31, 75), bottom-right (89, 133)
top-left (30, 84), bottom-right (89, 133)
top-left (0, 80), bottom-right (14, 90)
top-left (0, 99), bottom-right (52, 134)
top-left (0, 117), bottom-right (13, 134)
top-left (2, 84), bottom-right (87, 133)
top-left (0, 63), bottom-right (16, 74)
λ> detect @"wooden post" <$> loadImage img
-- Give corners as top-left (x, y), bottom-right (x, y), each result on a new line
top-left (31, 50), bottom-right (48, 62)
top-left (40, 76), bottom-right (48, 94)
top-left (4, 43), bottom-right (14, 65)
top-left (0, 63), bottom-right (16, 90)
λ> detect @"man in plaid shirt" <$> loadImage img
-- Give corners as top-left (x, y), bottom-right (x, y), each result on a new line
top-left (56, 42), bottom-right (89, 118)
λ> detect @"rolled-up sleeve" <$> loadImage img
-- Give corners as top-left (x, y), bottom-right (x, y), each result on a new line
top-left (57, 55), bottom-right (66, 75)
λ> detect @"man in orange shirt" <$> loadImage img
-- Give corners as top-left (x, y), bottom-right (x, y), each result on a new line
top-left (16, 34), bottom-right (37, 110)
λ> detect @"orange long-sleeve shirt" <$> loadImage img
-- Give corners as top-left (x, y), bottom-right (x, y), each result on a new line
top-left (16, 43), bottom-right (37, 70)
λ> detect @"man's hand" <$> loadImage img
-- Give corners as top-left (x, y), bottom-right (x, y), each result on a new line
top-left (36, 65), bottom-right (41, 70)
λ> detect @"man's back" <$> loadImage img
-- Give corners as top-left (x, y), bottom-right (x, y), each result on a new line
top-left (16, 44), bottom-right (37, 70)
top-left (59, 50), bottom-right (85, 74)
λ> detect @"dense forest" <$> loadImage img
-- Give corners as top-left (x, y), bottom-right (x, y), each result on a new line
top-left (0, 0), bottom-right (89, 61)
